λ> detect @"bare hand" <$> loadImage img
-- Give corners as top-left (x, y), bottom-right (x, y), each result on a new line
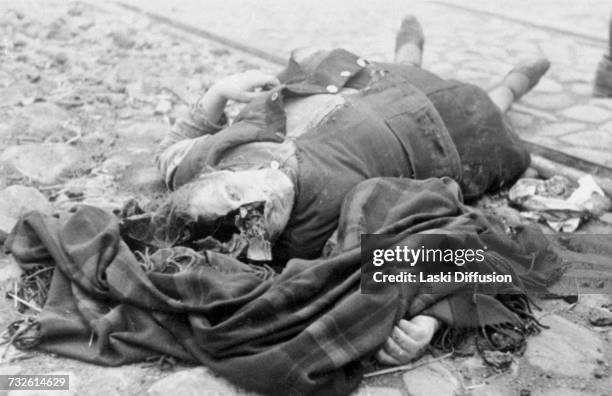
top-left (375, 315), bottom-right (440, 365)
top-left (213, 70), bottom-right (280, 102)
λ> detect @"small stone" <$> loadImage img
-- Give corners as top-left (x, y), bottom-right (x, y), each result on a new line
top-left (0, 185), bottom-right (54, 233)
top-left (101, 153), bottom-right (134, 174)
top-left (53, 52), bottom-right (69, 66)
top-left (26, 73), bottom-right (41, 83)
top-left (0, 82), bottom-right (40, 107)
top-left (114, 59), bottom-right (149, 83)
top-left (147, 367), bottom-right (247, 396)
top-left (402, 362), bottom-right (460, 396)
top-left (122, 164), bottom-right (164, 194)
top-left (7, 102), bottom-right (72, 140)
top-left (520, 390), bottom-right (531, 396)
top-left (525, 315), bottom-right (604, 378)
top-left (67, 3), bottom-right (85, 16)
top-left (0, 143), bottom-right (86, 185)
top-left (458, 356), bottom-right (490, 381)
top-left (600, 212), bottom-right (612, 224)
top-left (154, 99), bottom-right (173, 115)
top-left (588, 308), bottom-right (612, 326)
top-left (111, 31), bottom-right (136, 49)
top-left (482, 350), bottom-right (513, 371)
top-left (562, 105), bottom-right (612, 123)
top-left (193, 65), bottom-right (209, 74)
top-left (593, 367), bottom-right (607, 379)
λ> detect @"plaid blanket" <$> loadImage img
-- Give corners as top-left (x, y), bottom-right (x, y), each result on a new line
top-left (5, 177), bottom-right (563, 396)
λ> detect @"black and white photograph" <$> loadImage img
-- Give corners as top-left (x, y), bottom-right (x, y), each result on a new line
top-left (1, 1), bottom-right (612, 395)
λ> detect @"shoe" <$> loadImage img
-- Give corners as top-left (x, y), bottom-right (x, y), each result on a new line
top-left (508, 58), bottom-right (551, 93)
top-left (395, 15), bottom-right (424, 54)
top-left (593, 55), bottom-right (612, 97)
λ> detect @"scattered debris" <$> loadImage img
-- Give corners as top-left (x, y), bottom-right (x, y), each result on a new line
top-left (110, 30), bottom-right (137, 49)
top-left (9, 264), bottom-right (54, 313)
top-left (482, 350), bottom-right (513, 371)
top-left (509, 175), bottom-right (611, 231)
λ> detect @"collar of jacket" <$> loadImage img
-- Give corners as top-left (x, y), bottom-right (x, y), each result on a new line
top-left (170, 50), bottom-right (370, 188)
top-left (234, 48), bottom-right (369, 140)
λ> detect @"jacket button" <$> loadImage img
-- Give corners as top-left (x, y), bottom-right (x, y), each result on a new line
top-left (270, 92), bottom-right (279, 101)
top-left (356, 58), bottom-right (367, 67)
top-left (340, 70), bottom-right (351, 77)
top-left (326, 85), bottom-right (339, 93)
top-left (270, 160), bottom-right (280, 169)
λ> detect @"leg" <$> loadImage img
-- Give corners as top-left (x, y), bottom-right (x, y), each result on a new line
top-left (593, 10), bottom-right (612, 97)
top-left (488, 85), bottom-right (515, 114)
top-left (394, 15), bottom-right (424, 67)
top-left (489, 58), bottom-right (551, 112)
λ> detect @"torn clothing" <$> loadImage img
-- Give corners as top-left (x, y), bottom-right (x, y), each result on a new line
top-left (156, 49), bottom-right (529, 262)
top-left (6, 177), bottom-right (564, 396)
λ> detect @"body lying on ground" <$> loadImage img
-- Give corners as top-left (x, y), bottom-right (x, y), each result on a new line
top-left (153, 15), bottom-right (550, 366)
top-left (4, 16), bottom-right (570, 396)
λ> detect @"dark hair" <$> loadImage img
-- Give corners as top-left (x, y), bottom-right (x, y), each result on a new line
top-left (151, 181), bottom-right (203, 245)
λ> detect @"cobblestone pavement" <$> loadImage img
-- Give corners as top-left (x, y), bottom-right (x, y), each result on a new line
top-left (122, 0), bottom-right (612, 169)
top-left (438, 0), bottom-right (610, 41)
top-left (0, 1), bottom-right (611, 396)
top-left (0, 1), bottom-right (274, 395)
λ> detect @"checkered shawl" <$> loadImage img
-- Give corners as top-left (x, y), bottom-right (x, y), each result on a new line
top-left (5, 177), bottom-right (563, 396)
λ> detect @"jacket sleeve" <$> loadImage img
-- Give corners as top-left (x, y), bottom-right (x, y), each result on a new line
top-left (155, 105), bottom-right (227, 187)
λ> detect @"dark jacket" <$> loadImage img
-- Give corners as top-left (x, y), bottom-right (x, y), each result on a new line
top-left (172, 49), bottom-right (529, 262)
